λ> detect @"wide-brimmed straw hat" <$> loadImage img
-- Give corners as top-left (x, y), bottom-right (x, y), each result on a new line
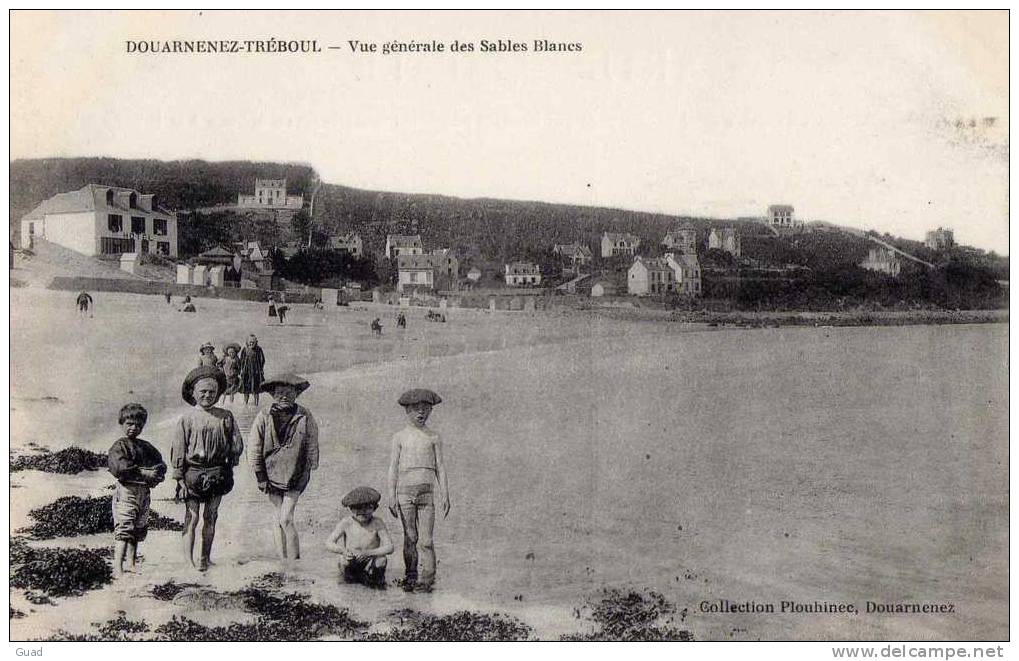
top-left (181, 366), bottom-right (228, 405)
top-left (223, 342), bottom-right (241, 355)
top-left (397, 388), bottom-right (442, 407)
top-left (259, 373), bottom-right (311, 396)
top-left (199, 342), bottom-right (216, 353)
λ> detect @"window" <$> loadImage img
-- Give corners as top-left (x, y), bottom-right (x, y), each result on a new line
top-left (105, 190), bottom-right (114, 205)
top-left (100, 237), bottom-right (133, 254)
top-left (129, 193), bottom-right (137, 208)
top-left (156, 241), bottom-right (170, 256)
top-left (153, 219), bottom-right (167, 236)
top-left (108, 214), bottom-right (123, 232)
top-left (410, 272), bottom-right (418, 283)
top-left (131, 217), bottom-right (146, 234)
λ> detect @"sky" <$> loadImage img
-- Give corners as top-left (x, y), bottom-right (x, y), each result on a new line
top-left (9, 10), bottom-right (1009, 253)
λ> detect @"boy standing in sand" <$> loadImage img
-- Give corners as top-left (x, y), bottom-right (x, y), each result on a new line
top-left (326, 487), bottom-right (394, 588)
top-left (107, 403), bottom-right (166, 577)
top-left (387, 389), bottom-right (450, 592)
top-left (172, 366), bottom-right (244, 572)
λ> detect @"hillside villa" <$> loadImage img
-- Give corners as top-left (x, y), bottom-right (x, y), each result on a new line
top-left (396, 250), bottom-right (459, 292)
top-left (708, 227), bottom-right (742, 258)
top-left (662, 227), bottom-right (697, 254)
top-left (386, 234), bottom-right (424, 258)
top-left (860, 247), bottom-right (902, 276)
top-left (601, 232), bottom-right (640, 258)
top-left (767, 204), bottom-right (802, 229)
top-left (627, 253), bottom-right (702, 296)
top-left (237, 179), bottom-right (304, 210)
top-left (505, 262), bottom-right (542, 286)
top-left (925, 227), bottom-right (955, 251)
top-left (329, 232), bottom-right (363, 257)
top-left (553, 242), bottom-right (593, 269)
top-left (20, 184), bottom-right (178, 258)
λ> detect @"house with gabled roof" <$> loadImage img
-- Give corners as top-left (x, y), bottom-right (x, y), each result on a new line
top-left (386, 234), bottom-right (424, 258)
top-left (665, 252), bottom-right (702, 296)
top-left (662, 226), bottom-right (697, 254)
top-left (505, 262), bottom-right (542, 287)
top-left (628, 256), bottom-right (676, 296)
top-left (20, 184), bottom-right (178, 257)
top-left (601, 232), bottom-right (640, 258)
top-left (553, 242), bottom-right (593, 266)
top-left (329, 232), bottom-right (363, 257)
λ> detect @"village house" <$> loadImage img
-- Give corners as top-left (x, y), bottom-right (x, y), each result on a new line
top-left (925, 227), bottom-right (955, 251)
top-left (328, 232), bottom-right (363, 257)
top-left (662, 227), bottom-right (697, 254)
top-left (708, 227), bottom-right (742, 258)
top-left (589, 278), bottom-right (618, 298)
top-left (20, 184), bottom-right (178, 258)
top-left (235, 241), bottom-right (271, 272)
top-left (505, 262), bottom-right (542, 287)
top-left (665, 252), bottom-right (703, 296)
top-left (396, 251), bottom-right (459, 293)
top-left (628, 256), bottom-right (677, 296)
top-left (553, 242), bottom-right (593, 269)
top-left (767, 204), bottom-right (802, 229)
top-left (386, 234), bottom-right (424, 258)
top-left (601, 232), bottom-right (641, 258)
top-left (860, 247), bottom-right (902, 276)
top-left (466, 266), bottom-right (483, 282)
top-left (237, 179), bottom-right (304, 210)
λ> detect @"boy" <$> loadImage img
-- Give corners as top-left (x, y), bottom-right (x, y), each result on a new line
top-left (108, 403), bottom-right (166, 577)
top-left (172, 366), bottom-right (243, 571)
top-left (387, 389), bottom-right (450, 592)
top-left (326, 486), bottom-right (394, 588)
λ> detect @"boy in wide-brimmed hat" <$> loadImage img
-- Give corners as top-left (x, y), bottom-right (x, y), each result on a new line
top-left (326, 486), bottom-right (394, 588)
top-left (387, 388), bottom-right (450, 592)
top-left (198, 342), bottom-right (219, 368)
top-left (249, 373), bottom-right (319, 563)
top-left (107, 403), bottom-right (166, 577)
top-left (219, 343), bottom-right (241, 404)
top-left (171, 365), bottom-right (243, 572)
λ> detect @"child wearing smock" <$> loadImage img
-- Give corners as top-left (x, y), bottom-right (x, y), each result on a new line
top-left (219, 343), bottom-right (241, 403)
top-left (387, 388), bottom-right (450, 592)
top-left (172, 366), bottom-right (244, 571)
top-left (108, 403), bottom-right (166, 577)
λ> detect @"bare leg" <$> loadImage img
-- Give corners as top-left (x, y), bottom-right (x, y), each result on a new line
top-left (280, 491), bottom-right (301, 560)
top-left (267, 490), bottom-right (287, 560)
top-left (253, 393), bottom-right (260, 407)
top-left (243, 393), bottom-right (250, 406)
top-left (126, 541), bottom-right (138, 572)
top-left (182, 499), bottom-right (201, 568)
top-left (417, 502), bottom-right (436, 586)
top-left (198, 495), bottom-right (223, 571)
top-left (113, 540), bottom-right (127, 577)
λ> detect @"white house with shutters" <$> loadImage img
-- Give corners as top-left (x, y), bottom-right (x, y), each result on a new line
top-left (601, 232), bottom-right (641, 258)
top-left (20, 184), bottom-right (178, 257)
top-left (505, 262), bottom-right (542, 286)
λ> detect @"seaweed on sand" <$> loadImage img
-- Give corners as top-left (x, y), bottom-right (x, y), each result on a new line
top-left (153, 583), bottom-right (367, 641)
top-left (561, 588), bottom-right (693, 641)
top-left (20, 495), bottom-right (182, 539)
top-left (35, 613), bottom-right (150, 642)
top-left (10, 537), bottom-right (112, 597)
top-left (359, 609), bottom-right (532, 641)
top-left (151, 580), bottom-right (202, 602)
top-left (10, 447), bottom-right (107, 474)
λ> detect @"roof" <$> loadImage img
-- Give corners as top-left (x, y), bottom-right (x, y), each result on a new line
top-left (467, 266), bottom-right (483, 274)
top-left (555, 243), bottom-right (592, 257)
top-left (329, 232), bottom-right (360, 243)
top-left (397, 254), bottom-right (445, 270)
top-left (633, 257), bottom-right (673, 273)
top-left (199, 246), bottom-right (236, 258)
top-left (23, 184), bottom-right (174, 221)
top-left (670, 254), bottom-right (700, 268)
top-left (387, 234), bottom-right (423, 247)
top-left (603, 232), bottom-right (640, 243)
top-left (768, 204), bottom-right (794, 213)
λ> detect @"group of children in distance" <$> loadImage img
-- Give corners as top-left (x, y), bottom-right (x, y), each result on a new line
top-left (107, 356), bottom-right (451, 593)
top-left (196, 335), bottom-right (266, 406)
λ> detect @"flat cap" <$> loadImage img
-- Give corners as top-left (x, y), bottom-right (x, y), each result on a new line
top-left (341, 486), bottom-right (381, 508)
top-left (259, 373), bottom-right (311, 396)
top-left (181, 366), bottom-right (227, 405)
top-left (398, 388), bottom-right (442, 407)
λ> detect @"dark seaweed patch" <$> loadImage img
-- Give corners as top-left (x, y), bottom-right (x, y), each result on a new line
top-left (561, 588), bottom-right (693, 641)
top-left (10, 539), bottom-right (112, 597)
top-left (360, 609), bottom-right (532, 641)
top-left (10, 447), bottom-right (107, 474)
top-left (151, 580), bottom-right (202, 602)
top-left (20, 495), bottom-right (182, 539)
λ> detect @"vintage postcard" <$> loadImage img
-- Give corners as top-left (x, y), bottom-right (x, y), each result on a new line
top-left (7, 9), bottom-right (1009, 649)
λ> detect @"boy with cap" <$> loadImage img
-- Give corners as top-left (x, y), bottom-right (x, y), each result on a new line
top-left (249, 373), bottom-right (319, 563)
top-left (326, 486), bottom-right (394, 588)
top-left (387, 388), bottom-right (450, 592)
top-left (108, 403), bottom-right (166, 577)
top-left (171, 365), bottom-right (244, 572)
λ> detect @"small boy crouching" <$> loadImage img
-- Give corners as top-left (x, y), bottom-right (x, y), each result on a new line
top-left (326, 487), bottom-right (394, 588)
top-left (108, 403), bottom-right (167, 576)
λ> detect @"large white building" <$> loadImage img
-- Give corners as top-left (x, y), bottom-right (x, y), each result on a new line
top-left (396, 251), bottom-right (459, 292)
top-left (627, 253), bottom-right (702, 297)
top-left (237, 179), bottom-right (304, 209)
top-left (20, 184), bottom-right (178, 257)
top-left (767, 204), bottom-right (802, 229)
top-left (386, 234), bottom-right (424, 258)
top-left (505, 262), bottom-right (542, 286)
top-left (601, 232), bottom-right (641, 258)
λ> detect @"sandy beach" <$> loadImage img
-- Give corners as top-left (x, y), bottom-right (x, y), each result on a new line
top-left (9, 288), bottom-right (1009, 640)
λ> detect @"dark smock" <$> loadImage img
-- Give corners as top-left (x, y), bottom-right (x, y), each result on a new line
top-left (238, 345), bottom-right (266, 395)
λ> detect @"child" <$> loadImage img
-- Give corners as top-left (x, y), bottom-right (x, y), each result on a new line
top-left (171, 366), bottom-right (244, 571)
top-left (249, 374), bottom-right (319, 562)
top-left (198, 342), bottom-right (219, 367)
top-left (108, 403), bottom-right (166, 577)
top-left (219, 343), bottom-right (241, 404)
top-left (387, 389), bottom-right (450, 592)
top-left (238, 335), bottom-right (266, 407)
top-left (326, 487), bottom-right (394, 588)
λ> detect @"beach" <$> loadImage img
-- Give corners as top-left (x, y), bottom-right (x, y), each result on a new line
top-left (9, 288), bottom-right (1009, 640)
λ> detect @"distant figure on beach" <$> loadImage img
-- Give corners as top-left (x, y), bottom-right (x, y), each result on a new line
top-left (219, 343), bottom-right (241, 404)
top-left (165, 292), bottom-right (172, 305)
top-left (268, 295), bottom-right (278, 320)
top-left (238, 334), bottom-right (266, 407)
top-left (396, 311), bottom-right (407, 329)
top-left (371, 318), bottom-right (383, 337)
top-left (179, 302), bottom-right (197, 313)
top-left (313, 299), bottom-right (324, 310)
top-left (76, 290), bottom-right (93, 318)
top-left (327, 486), bottom-right (394, 588)
top-left (172, 366), bottom-right (243, 572)
top-left (388, 388), bottom-right (450, 592)
top-left (107, 403), bottom-right (166, 577)
top-left (198, 342), bottom-right (219, 368)
top-left (249, 374), bottom-right (319, 563)
top-left (277, 304), bottom-right (289, 325)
